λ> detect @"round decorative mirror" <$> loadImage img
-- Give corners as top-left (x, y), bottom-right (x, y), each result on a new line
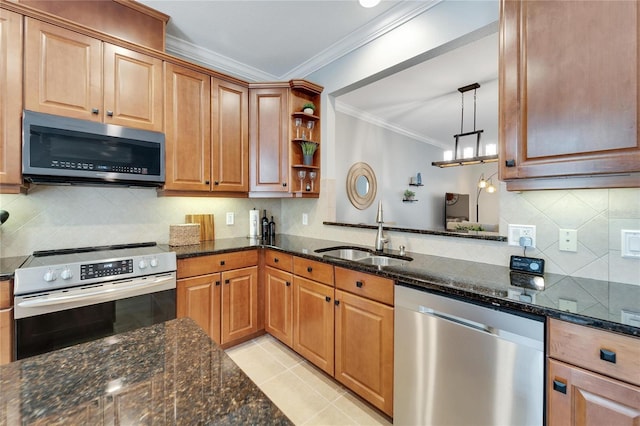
top-left (346, 162), bottom-right (377, 210)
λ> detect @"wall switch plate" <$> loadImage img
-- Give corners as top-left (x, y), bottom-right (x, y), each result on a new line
top-left (621, 310), bottom-right (640, 327)
top-left (621, 230), bottom-right (640, 258)
top-left (559, 229), bottom-right (578, 252)
top-left (302, 213), bottom-right (308, 226)
top-left (558, 298), bottom-right (578, 313)
top-left (508, 224), bottom-right (536, 248)
top-left (226, 212), bottom-right (234, 225)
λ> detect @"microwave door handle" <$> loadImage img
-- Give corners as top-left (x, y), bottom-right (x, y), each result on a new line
top-left (17, 276), bottom-right (175, 308)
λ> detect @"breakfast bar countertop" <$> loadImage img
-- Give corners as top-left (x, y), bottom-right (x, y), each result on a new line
top-left (0, 318), bottom-right (292, 425)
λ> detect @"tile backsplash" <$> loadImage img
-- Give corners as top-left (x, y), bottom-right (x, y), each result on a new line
top-left (1, 183), bottom-right (639, 287)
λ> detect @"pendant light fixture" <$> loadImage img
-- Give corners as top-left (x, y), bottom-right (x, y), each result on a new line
top-left (432, 82), bottom-right (499, 168)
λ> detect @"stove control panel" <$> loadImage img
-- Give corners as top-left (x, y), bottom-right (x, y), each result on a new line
top-left (81, 259), bottom-right (133, 280)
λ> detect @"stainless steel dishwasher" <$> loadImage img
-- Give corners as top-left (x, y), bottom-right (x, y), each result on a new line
top-left (394, 285), bottom-right (544, 426)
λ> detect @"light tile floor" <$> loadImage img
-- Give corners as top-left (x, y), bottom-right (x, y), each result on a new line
top-left (225, 334), bottom-right (393, 426)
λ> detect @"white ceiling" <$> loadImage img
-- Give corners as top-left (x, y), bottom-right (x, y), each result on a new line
top-left (138, 0), bottom-right (498, 150)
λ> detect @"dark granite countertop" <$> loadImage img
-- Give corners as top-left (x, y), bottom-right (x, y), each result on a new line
top-left (0, 317), bottom-right (292, 425)
top-left (170, 235), bottom-right (640, 338)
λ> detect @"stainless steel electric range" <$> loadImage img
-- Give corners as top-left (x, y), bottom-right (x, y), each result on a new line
top-left (13, 242), bottom-right (176, 360)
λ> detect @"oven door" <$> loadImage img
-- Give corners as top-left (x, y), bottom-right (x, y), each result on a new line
top-left (14, 272), bottom-right (176, 360)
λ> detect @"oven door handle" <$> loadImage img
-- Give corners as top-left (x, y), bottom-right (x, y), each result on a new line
top-left (17, 275), bottom-right (175, 308)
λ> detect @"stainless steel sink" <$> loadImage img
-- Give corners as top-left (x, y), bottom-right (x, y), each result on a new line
top-left (355, 255), bottom-right (408, 267)
top-left (314, 246), bottom-right (412, 267)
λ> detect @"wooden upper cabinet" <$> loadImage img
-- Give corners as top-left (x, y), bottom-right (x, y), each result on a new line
top-left (103, 43), bottom-right (163, 132)
top-left (249, 87), bottom-right (289, 193)
top-left (24, 17), bottom-right (102, 121)
top-left (0, 9), bottom-right (23, 191)
top-left (212, 79), bottom-right (249, 192)
top-left (24, 18), bottom-right (163, 131)
top-left (164, 62), bottom-right (212, 191)
top-left (499, 0), bottom-right (640, 190)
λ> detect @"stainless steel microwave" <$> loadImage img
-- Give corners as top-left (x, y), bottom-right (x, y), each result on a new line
top-left (22, 110), bottom-right (165, 187)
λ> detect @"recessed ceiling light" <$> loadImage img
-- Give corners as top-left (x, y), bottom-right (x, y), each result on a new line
top-left (359, 0), bottom-right (381, 8)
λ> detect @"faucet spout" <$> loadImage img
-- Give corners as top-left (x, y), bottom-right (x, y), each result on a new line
top-left (374, 201), bottom-right (387, 251)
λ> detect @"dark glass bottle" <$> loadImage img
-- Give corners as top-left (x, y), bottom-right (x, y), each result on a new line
top-left (261, 210), bottom-right (269, 240)
top-left (269, 216), bottom-right (276, 237)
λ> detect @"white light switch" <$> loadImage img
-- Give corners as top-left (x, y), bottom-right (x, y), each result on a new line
top-left (622, 230), bottom-right (640, 258)
top-left (226, 212), bottom-right (234, 225)
top-left (559, 229), bottom-right (578, 252)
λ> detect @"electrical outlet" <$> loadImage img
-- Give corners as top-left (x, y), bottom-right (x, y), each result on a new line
top-left (621, 230), bottom-right (640, 258)
top-left (558, 298), bottom-right (578, 313)
top-left (508, 224), bottom-right (536, 248)
top-left (559, 229), bottom-right (578, 252)
top-left (226, 212), bottom-right (234, 225)
top-left (302, 213), bottom-right (308, 226)
top-left (621, 310), bottom-right (640, 327)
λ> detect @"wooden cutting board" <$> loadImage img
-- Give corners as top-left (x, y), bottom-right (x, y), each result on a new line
top-left (185, 214), bottom-right (214, 241)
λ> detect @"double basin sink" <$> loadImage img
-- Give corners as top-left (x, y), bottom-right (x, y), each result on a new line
top-left (314, 246), bottom-right (413, 268)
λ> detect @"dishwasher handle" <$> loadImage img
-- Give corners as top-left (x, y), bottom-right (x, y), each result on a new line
top-left (419, 306), bottom-right (497, 335)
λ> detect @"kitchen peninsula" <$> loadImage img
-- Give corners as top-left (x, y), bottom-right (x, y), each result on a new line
top-left (0, 318), bottom-right (292, 425)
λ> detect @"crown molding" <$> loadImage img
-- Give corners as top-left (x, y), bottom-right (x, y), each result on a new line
top-left (335, 100), bottom-right (449, 150)
top-left (165, 0), bottom-right (441, 82)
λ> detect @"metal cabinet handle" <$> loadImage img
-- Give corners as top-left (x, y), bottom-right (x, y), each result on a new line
top-left (325, 296), bottom-right (331, 302)
top-left (220, 260), bottom-right (225, 266)
top-left (91, 108), bottom-right (99, 114)
top-left (334, 300), bottom-right (340, 306)
top-left (215, 281), bottom-right (221, 286)
top-left (205, 180), bottom-right (210, 185)
top-left (285, 281), bottom-right (290, 287)
top-left (282, 182), bottom-right (287, 187)
top-left (552, 379), bottom-right (567, 394)
top-left (600, 349), bottom-right (616, 364)
top-left (356, 281), bottom-right (363, 288)
top-left (106, 110), bottom-right (114, 117)
top-left (274, 258), bottom-right (279, 263)
top-left (224, 279), bottom-right (230, 284)
top-left (307, 266), bottom-right (313, 273)
top-left (505, 159), bottom-right (515, 167)
top-left (214, 181), bottom-right (219, 185)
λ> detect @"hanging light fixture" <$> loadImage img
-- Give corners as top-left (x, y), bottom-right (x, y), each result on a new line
top-left (359, 0), bottom-right (381, 7)
top-left (432, 82), bottom-right (499, 168)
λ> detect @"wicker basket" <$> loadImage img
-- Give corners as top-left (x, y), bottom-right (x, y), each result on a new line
top-left (169, 223), bottom-right (201, 246)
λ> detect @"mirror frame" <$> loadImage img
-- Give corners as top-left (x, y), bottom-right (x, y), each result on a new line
top-left (346, 162), bottom-right (377, 210)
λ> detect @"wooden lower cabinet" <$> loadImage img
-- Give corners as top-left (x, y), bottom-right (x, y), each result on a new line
top-left (293, 275), bottom-right (334, 375)
top-left (0, 279), bottom-right (13, 365)
top-left (548, 359), bottom-right (640, 425)
top-left (264, 266), bottom-right (293, 347)
top-left (335, 289), bottom-right (393, 416)
top-left (220, 266), bottom-right (258, 345)
top-left (177, 273), bottom-right (221, 343)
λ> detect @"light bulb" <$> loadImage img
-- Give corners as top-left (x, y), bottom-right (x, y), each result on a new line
top-left (478, 179), bottom-right (487, 189)
top-left (486, 182), bottom-right (497, 193)
top-left (443, 150), bottom-right (453, 161)
top-left (359, 0), bottom-right (381, 7)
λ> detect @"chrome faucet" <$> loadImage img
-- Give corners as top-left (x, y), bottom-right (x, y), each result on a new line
top-left (374, 201), bottom-right (388, 251)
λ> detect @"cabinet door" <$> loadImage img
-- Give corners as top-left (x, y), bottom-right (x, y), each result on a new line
top-left (0, 307), bottom-right (12, 365)
top-left (293, 276), bottom-right (334, 375)
top-left (212, 79), bottom-right (248, 192)
top-left (164, 63), bottom-right (211, 191)
top-left (177, 273), bottom-right (221, 343)
top-left (249, 87), bottom-right (289, 192)
top-left (335, 289), bottom-right (394, 416)
top-left (221, 266), bottom-right (258, 345)
top-left (24, 17), bottom-right (102, 121)
top-left (0, 9), bottom-right (22, 190)
top-left (264, 266), bottom-right (293, 347)
top-left (548, 359), bottom-right (640, 425)
top-left (103, 43), bottom-right (163, 131)
top-left (499, 0), bottom-right (640, 190)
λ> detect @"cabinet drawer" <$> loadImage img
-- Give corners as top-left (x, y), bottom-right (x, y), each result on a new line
top-left (177, 250), bottom-right (258, 278)
top-left (335, 267), bottom-right (394, 306)
top-left (548, 318), bottom-right (640, 386)
top-left (0, 280), bottom-right (11, 309)
top-left (265, 250), bottom-right (293, 272)
top-left (293, 257), bottom-right (334, 286)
